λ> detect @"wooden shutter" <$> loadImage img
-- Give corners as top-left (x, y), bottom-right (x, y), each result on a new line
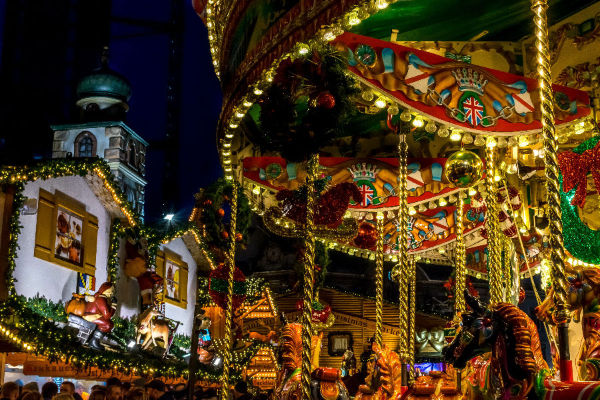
top-left (180, 261), bottom-right (188, 307)
top-left (34, 189), bottom-right (55, 262)
top-left (155, 251), bottom-right (166, 303)
top-left (82, 214), bottom-right (98, 275)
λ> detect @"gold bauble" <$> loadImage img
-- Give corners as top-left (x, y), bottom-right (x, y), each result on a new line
top-left (444, 149), bottom-right (483, 188)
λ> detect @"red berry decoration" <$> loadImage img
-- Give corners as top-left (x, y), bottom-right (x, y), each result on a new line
top-left (235, 233), bottom-right (243, 242)
top-left (315, 91), bottom-right (336, 109)
top-left (221, 230), bottom-right (229, 239)
top-left (218, 208), bottom-right (225, 217)
top-left (204, 199), bottom-right (212, 206)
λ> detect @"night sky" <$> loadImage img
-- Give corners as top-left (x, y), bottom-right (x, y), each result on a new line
top-left (109, 1), bottom-right (223, 224)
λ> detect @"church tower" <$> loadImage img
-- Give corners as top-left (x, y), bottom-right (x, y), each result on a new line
top-left (51, 48), bottom-right (147, 218)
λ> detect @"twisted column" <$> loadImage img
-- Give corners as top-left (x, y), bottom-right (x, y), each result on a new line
top-left (301, 153), bottom-right (319, 400)
top-left (375, 213), bottom-right (385, 347)
top-left (219, 182), bottom-right (238, 400)
top-left (454, 195), bottom-right (466, 321)
top-left (397, 134), bottom-right (410, 384)
top-left (485, 147), bottom-right (502, 305)
top-left (531, 0), bottom-right (571, 381)
top-left (408, 257), bottom-right (417, 382)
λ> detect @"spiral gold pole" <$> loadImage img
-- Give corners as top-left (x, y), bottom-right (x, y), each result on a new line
top-left (531, 0), bottom-right (571, 381)
top-left (374, 213), bottom-right (385, 347)
top-left (454, 194), bottom-right (466, 321)
top-left (485, 147), bottom-right (502, 305)
top-left (219, 182), bottom-right (238, 400)
top-left (408, 256), bottom-right (417, 383)
top-left (397, 134), bottom-right (410, 385)
top-left (301, 153), bottom-right (319, 400)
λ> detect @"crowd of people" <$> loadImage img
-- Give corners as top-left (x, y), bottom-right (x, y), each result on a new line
top-left (0, 378), bottom-right (268, 400)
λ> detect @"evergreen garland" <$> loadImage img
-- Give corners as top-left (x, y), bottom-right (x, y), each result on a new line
top-left (256, 45), bottom-right (359, 162)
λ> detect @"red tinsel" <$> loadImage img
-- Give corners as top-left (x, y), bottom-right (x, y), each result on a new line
top-left (277, 182), bottom-right (361, 228)
top-left (295, 300), bottom-right (332, 323)
top-left (558, 142), bottom-right (600, 207)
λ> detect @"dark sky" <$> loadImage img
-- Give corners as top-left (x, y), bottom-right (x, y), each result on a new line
top-left (109, 1), bottom-right (223, 223)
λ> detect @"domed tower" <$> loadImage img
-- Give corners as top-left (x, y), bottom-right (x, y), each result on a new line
top-left (75, 47), bottom-right (132, 122)
top-left (51, 48), bottom-right (147, 219)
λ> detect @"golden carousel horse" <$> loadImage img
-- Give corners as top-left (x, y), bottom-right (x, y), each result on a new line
top-left (272, 323), bottom-right (349, 400)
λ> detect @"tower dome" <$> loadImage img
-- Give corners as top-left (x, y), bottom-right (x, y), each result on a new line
top-left (76, 47), bottom-right (131, 118)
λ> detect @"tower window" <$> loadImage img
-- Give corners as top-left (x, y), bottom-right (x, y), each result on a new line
top-left (128, 141), bottom-right (136, 166)
top-left (74, 131), bottom-right (97, 158)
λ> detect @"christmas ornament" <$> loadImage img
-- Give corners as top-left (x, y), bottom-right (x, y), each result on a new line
top-left (444, 149), bottom-right (483, 188)
top-left (235, 233), bottom-right (243, 242)
top-left (558, 141), bottom-right (600, 207)
top-left (208, 264), bottom-right (247, 310)
top-left (221, 231), bottom-right (229, 240)
top-left (354, 222), bottom-right (377, 249)
top-left (218, 208), bottom-right (225, 217)
top-left (314, 91), bottom-right (336, 109)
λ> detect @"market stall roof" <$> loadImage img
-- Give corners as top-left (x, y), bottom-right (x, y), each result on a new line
top-left (350, 0), bottom-right (597, 42)
top-left (334, 32), bottom-right (590, 136)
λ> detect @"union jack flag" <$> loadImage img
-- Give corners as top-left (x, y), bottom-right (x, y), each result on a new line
top-left (358, 184), bottom-right (374, 206)
top-left (463, 96), bottom-right (484, 126)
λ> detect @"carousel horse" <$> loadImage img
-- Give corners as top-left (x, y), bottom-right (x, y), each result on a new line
top-left (136, 306), bottom-right (170, 350)
top-left (536, 267), bottom-right (600, 380)
top-left (355, 343), bottom-right (403, 400)
top-left (444, 291), bottom-right (600, 400)
top-left (271, 323), bottom-right (350, 400)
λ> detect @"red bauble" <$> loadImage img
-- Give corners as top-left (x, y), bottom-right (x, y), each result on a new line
top-left (315, 91), bottom-right (336, 109)
top-left (354, 222), bottom-right (377, 250)
top-left (221, 230), bottom-right (229, 239)
top-left (235, 233), bottom-right (243, 242)
top-left (209, 263), bottom-right (246, 310)
top-left (218, 208), bottom-right (225, 217)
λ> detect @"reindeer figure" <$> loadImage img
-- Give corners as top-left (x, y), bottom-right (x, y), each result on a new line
top-left (136, 306), bottom-right (170, 351)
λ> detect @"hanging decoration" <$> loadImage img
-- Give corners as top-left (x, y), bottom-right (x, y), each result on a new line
top-left (276, 182), bottom-right (361, 228)
top-left (208, 263), bottom-right (247, 311)
top-left (444, 150), bottom-right (484, 188)
top-left (256, 46), bottom-right (358, 162)
top-left (560, 136), bottom-right (600, 264)
top-left (558, 141), bottom-right (600, 207)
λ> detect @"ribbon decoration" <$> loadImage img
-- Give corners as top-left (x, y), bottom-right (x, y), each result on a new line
top-left (558, 142), bottom-right (600, 207)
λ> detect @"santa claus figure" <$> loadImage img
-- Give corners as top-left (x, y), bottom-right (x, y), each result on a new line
top-left (83, 282), bottom-right (116, 333)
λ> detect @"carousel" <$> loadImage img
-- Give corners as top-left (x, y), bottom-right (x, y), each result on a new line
top-left (188, 0), bottom-right (600, 399)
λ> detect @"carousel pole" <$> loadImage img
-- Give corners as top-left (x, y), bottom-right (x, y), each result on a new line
top-left (454, 194), bottom-right (467, 320)
top-left (374, 212), bottom-right (385, 347)
top-left (531, 0), bottom-right (572, 381)
top-left (301, 153), bottom-right (319, 400)
top-left (397, 132), bottom-right (410, 386)
top-left (485, 146), bottom-right (502, 305)
top-left (408, 256), bottom-right (417, 381)
top-left (218, 182), bottom-right (238, 400)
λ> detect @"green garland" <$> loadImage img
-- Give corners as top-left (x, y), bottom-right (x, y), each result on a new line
top-left (21, 294), bottom-right (67, 322)
top-left (198, 178), bottom-right (250, 255)
top-left (561, 136), bottom-right (600, 263)
top-left (4, 182), bottom-right (25, 295)
top-left (197, 276), bottom-right (268, 307)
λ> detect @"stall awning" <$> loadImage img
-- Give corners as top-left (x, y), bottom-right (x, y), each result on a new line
top-left (334, 32), bottom-right (590, 136)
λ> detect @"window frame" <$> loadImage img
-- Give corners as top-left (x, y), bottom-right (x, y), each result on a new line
top-left (34, 189), bottom-right (98, 275)
top-left (73, 131), bottom-right (97, 158)
top-left (156, 249), bottom-right (188, 308)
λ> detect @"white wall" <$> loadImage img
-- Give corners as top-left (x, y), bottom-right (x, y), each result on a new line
top-left (160, 238), bottom-right (197, 336)
top-left (15, 176), bottom-right (110, 303)
top-left (114, 237), bottom-right (197, 336)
